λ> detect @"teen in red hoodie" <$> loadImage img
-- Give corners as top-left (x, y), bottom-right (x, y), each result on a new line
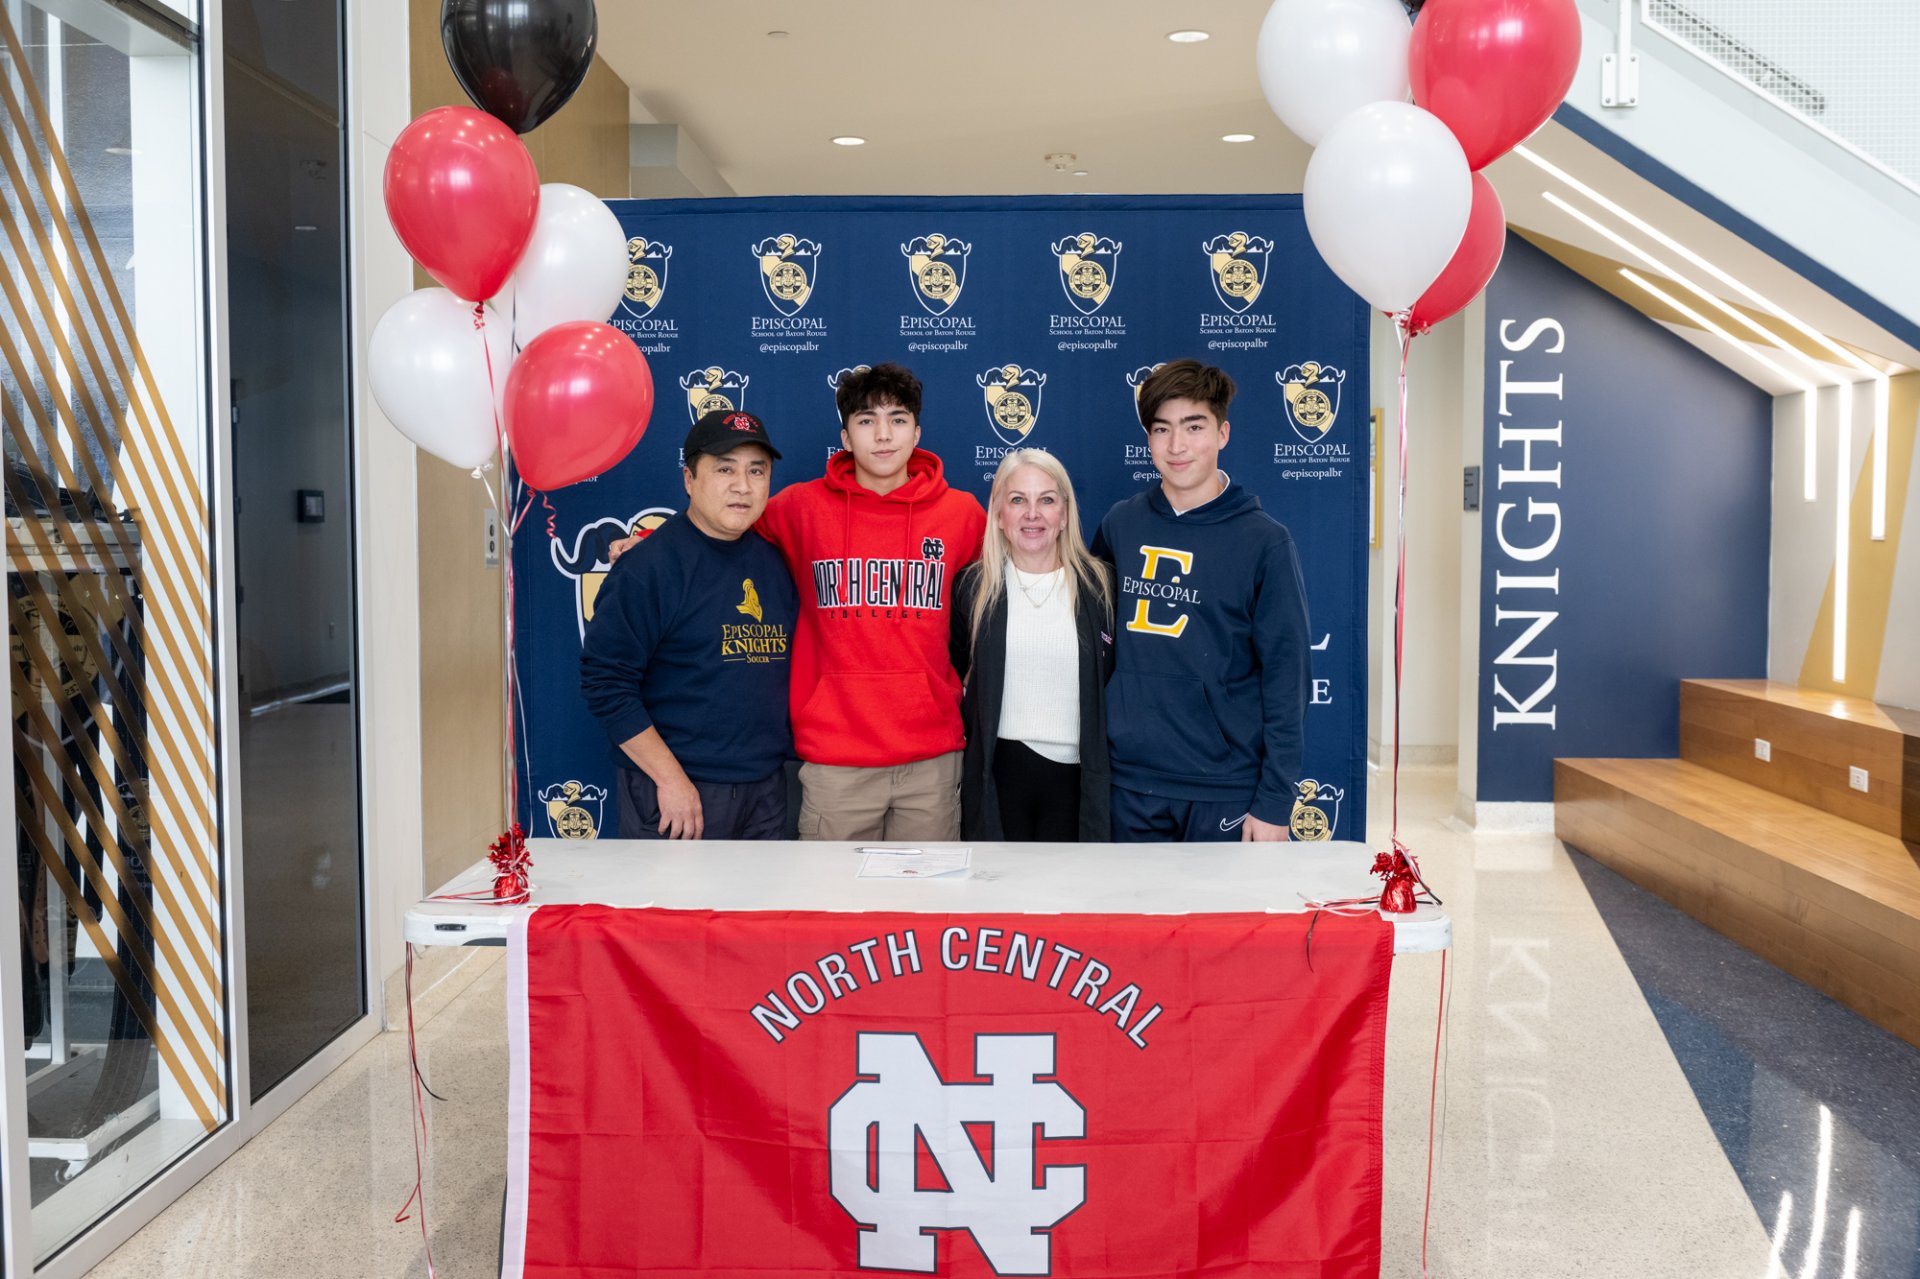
top-left (757, 363), bottom-right (986, 841)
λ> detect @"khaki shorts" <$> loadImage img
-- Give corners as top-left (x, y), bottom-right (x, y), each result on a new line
top-left (797, 751), bottom-right (963, 843)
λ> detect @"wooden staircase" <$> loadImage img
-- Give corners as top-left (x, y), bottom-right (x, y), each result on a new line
top-left (1555, 679), bottom-right (1920, 1049)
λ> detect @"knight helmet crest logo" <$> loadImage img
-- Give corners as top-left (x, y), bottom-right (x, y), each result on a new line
top-left (551, 507), bottom-right (677, 639)
top-left (752, 233), bottom-right (821, 316)
top-left (901, 232), bottom-right (970, 315)
top-left (1203, 231), bottom-right (1273, 313)
top-left (977, 363), bottom-right (1048, 446)
top-left (539, 780), bottom-right (607, 840)
top-left (1125, 363), bottom-right (1167, 414)
top-left (1289, 778), bottom-right (1344, 841)
top-left (680, 367), bottom-right (749, 425)
top-left (1052, 231), bottom-right (1122, 314)
top-left (736, 578), bottom-right (763, 623)
top-left (829, 1032), bottom-right (1086, 1275)
top-left (621, 236), bottom-right (672, 316)
top-left (827, 365), bottom-right (871, 395)
top-left (1277, 362), bottom-right (1346, 442)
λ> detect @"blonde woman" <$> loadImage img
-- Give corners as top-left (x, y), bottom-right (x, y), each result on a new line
top-left (949, 449), bottom-right (1115, 841)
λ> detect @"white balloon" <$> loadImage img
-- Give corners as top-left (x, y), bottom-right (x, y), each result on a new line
top-left (499, 183), bottom-right (628, 346)
top-left (1257, 0), bottom-right (1413, 147)
top-left (1303, 102), bottom-right (1473, 313)
top-left (367, 288), bottom-right (513, 470)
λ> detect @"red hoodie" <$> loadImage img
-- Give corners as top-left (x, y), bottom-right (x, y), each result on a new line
top-left (758, 448), bottom-right (986, 767)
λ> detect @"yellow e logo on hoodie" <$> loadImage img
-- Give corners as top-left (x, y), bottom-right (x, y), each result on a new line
top-left (1127, 545), bottom-right (1193, 638)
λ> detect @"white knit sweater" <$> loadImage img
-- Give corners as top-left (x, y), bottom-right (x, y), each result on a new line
top-left (996, 564), bottom-right (1080, 765)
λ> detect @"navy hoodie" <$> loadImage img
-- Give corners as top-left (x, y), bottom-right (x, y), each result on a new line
top-left (1092, 480), bottom-right (1310, 824)
top-left (580, 513), bottom-right (798, 783)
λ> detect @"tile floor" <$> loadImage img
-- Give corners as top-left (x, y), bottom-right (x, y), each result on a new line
top-left (82, 765), bottom-right (1920, 1276)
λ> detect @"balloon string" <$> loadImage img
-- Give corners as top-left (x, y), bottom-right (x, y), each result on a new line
top-left (475, 300), bottom-right (523, 842)
top-left (393, 943), bottom-right (439, 1278)
top-left (1393, 310), bottom-right (1413, 846)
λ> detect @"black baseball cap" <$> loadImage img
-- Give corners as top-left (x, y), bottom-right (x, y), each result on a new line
top-left (682, 409), bottom-right (782, 462)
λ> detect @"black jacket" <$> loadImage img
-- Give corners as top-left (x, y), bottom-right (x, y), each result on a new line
top-left (950, 562), bottom-right (1115, 841)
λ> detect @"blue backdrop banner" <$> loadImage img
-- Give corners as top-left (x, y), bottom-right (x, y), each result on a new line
top-left (511, 195), bottom-right (1371, 843)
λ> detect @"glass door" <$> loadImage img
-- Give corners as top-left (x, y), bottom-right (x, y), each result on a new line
top-left (0, 0), bottom-right (227, 1265)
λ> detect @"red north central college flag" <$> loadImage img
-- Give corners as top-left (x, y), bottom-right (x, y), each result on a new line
top-left (504, 906), bottom-right (1392, 1279)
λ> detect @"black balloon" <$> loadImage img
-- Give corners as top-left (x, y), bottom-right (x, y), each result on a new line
top-left (441, 0), bottom-right (599, 136)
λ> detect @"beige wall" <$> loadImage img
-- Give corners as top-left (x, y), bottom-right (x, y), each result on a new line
top-left (408, 0), bottom-right (632, 891)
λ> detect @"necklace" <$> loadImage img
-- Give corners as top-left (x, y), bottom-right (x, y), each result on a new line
top-left (1010, 565), bottom-right (1061, 608)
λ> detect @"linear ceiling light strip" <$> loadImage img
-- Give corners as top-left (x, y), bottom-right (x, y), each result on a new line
top-left (1835, 380), bottom-right (1852, 684)
top-left (1615, 266), bottom-right (1823, 499)
top-left (1520, 145), bottom-right (1892, 540)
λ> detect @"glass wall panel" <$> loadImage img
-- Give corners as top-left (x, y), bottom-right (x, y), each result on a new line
top-left (222, 0), bottom-right (361, 1099)
top-left (0, 0), bottom-right (224, 1263)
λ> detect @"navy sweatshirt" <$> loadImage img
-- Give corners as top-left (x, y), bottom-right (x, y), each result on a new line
top-left (580, 513), bottom-right (798, 783)
top-left (1091, 480), bottom-right (1311, 825)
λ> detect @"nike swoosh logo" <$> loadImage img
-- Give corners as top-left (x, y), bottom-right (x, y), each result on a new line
top-left (1218, 814), bottom-right (1248, 831)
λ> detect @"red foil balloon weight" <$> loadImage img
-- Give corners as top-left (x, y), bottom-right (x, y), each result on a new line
top-left (488, 823), bottom-right (532, 905)
top-left (1372, 850), bottom-right (1420, 915)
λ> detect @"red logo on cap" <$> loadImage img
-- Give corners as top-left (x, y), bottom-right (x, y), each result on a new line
top-left (726, 413), bottom-right (756, 432)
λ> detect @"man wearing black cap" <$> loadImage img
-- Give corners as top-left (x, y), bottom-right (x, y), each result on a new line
top-left (581, 410), bottom-right (799, 839)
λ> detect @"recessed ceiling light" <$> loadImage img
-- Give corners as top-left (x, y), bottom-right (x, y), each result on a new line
top-left (104, 146), bottom-right (136, 156)
top-left (1072, 170), bottom-right (1090, 177)
top-left (766, 30), bottom-right (789, 38)
top-left (1167, 30), bottom-right (1209, 43)
top-left (831, 136), bottom-right (866, 147)
top-left (1221, 133), bottom-right (1255, 143)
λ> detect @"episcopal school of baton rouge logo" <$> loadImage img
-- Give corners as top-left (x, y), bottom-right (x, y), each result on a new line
top-left (1202, 231), bottom-right (1272, 313)
top-left (901, 232), bottom-right (971, 315)
top-left (1289, 779), bottom-right (1344, 841)
top-left (550, 507), bottom-right (676, 639)
top-left (619, 236), bottom-right (671, 317)
top-left (1125, 363), bottom-right (1165, 412)
top-left (752, 233), bottom-right (821, 315)
top-left (1277, 361), bottom-right (1347, 442)
top-left (538, 780), bottom-right (606, 840)
top-left (1051, 231), bottom-right (1121, 314)
top-left (680, 366), bottom-right (749, 424)
top-left (977, 364), bottom-right (1047, 446)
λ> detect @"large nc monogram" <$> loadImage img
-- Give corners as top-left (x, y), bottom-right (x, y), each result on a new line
top-left (828, 1033), bottom-right (1086, 1275)
top-left (1126, 545), bottom-right (1193, 638)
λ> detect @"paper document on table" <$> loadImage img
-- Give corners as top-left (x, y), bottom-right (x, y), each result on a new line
top-left (855, 847), bottom-right (972, 879)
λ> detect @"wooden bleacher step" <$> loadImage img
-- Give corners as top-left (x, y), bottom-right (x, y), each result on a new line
top-left (1556, 755), bottom-right (1920, 1051)
top-left (1679, 678), bottom-right (1918, 840)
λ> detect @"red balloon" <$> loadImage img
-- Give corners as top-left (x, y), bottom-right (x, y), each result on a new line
top-left (1409, 0), bottom-right (1583, 170)
top-left (384, 106), bottom-right (539, 301)
top-left (1409, 172), bottom-right (1507, 334)
top-left (504, 322), bottom-right (654, 490)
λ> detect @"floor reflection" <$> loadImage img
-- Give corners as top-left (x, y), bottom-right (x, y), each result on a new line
top-left (1572, 847), bottom-right (1920, 1279)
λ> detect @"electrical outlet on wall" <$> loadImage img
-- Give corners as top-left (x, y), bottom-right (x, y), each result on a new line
top-left (1754, 738), bottom-right (1771, 762)
top-left (1849, 766), bottom-right (1869, 793)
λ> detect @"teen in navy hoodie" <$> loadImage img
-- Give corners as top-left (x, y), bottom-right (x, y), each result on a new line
top-left (1091, 360), bottom-right (1310, 843)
